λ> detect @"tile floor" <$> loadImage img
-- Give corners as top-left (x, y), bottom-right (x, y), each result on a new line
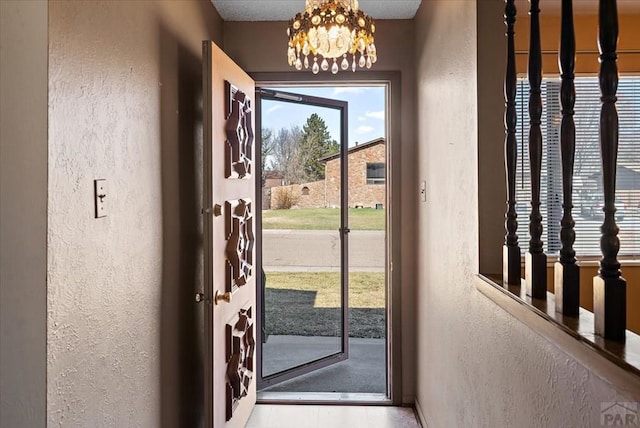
top-left (246, 404), bottom-right (421, 428)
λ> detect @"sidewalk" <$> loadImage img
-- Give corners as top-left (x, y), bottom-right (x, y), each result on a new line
top-left (262, 335), bottom-right (386, 394)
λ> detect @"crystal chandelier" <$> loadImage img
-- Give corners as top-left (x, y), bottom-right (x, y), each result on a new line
top-left (287, 0), bottom-right (377, 74)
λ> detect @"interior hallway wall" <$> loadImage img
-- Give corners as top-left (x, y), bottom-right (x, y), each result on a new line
top-left (415, 0), bottom-right (637, 426)
top-left (0, 1), bottom-right (49, 427)
top-left (222, 19), bottom-right (418, 402)
top-left (47, 1), bottom-right (221, 425)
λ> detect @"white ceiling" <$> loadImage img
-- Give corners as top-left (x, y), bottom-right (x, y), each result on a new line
top-left (210, 0), bottom-right (423, 21)
top-left (211, 0), bottom-right (640, 21)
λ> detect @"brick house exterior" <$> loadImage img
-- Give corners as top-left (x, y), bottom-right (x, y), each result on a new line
top-left (270, 138), bottom-right (386, 209)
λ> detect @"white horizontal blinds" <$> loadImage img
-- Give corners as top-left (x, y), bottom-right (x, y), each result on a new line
top-left (515, 76), bottom-right (640, 257)
top-left (572, 77), bottom-right (602, 255)
top-left (545, 80), bottom-right (562, 254)
top-left (617, 78), bottom-right (640, 255)
top-left (515, 79), bottom-right (527, 251)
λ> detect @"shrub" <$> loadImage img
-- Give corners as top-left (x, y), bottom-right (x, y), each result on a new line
top-left (272, 186), bottom-right (299, 209)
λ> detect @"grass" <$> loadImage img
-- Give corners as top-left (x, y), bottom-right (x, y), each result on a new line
top-left (264, 271), bottom-right (386, 339)
top-left (265, 271), bottom-right (385, 307)
top-left (262, 208), bottom-right (385, 231)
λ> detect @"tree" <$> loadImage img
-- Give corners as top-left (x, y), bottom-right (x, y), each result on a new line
top-left (298, 113), bottom-right (339, 181)
top-left (266, 115), bottom-right (339, 185)
top-left (261, 127), bottom-right (274, 184)
top-left (270, 125), bottom-right (306, 184)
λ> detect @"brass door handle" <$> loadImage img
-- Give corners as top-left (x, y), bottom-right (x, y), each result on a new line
top-left (214, 290), bottom-right (232, 305)
top-left (202, 204), bottom-right (223, 217)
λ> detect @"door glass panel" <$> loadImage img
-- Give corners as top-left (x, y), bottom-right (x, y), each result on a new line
top-left (348, 141), bottom-right (387, 394)
top-left (260, 96), bottom-right (345, 378)
top-left (257, 85), bottom-right (389, 396)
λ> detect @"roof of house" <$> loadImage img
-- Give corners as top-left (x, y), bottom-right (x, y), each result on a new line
top-left (588, 165), bottom-right (640, 190)
top-left (263, 170), bottom-right (284, 179)
top-left (319, 137), bottom-right (385, 163)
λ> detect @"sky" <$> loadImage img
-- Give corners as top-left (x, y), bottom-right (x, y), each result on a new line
top-left (261, 86), bottom-right (386, 148)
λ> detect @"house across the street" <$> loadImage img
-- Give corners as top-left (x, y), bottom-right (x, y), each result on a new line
top-left (269, 137), bottom-right (386, 209)
top-left (262, 170), bottom-right (284, 209)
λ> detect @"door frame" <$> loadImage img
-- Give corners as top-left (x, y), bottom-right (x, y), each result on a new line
top-left (256, 88), bottom-right (351, 389)
top-left (251, 72), bottom-right (403, 405)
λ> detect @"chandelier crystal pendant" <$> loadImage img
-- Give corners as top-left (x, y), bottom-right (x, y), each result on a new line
top-left (287, 0), bottom-right (377, 74)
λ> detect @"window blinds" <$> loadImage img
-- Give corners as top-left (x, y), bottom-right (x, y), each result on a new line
top-left (366, 162), bottom-right (385, 185)
top-left (515, 76), bottom-right (640, 257)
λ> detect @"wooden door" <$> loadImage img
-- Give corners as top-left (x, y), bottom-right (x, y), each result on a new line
top-left (203, 41), bottom-right (256, 428)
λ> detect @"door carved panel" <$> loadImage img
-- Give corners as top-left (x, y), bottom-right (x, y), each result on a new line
top-left (225, 81), bottom-right (253, 179)
top-left (225, 307), bottom-right (255, 421)
top-left (225, 198), bottom-right (254, 292)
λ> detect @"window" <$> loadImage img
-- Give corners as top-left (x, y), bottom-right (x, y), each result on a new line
top-left (366, 162), bottom-right (385, 185)
top-left (515, 76), bottom-right (640, 256)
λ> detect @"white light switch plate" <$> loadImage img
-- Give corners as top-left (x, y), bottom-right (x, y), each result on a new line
top-left (94, 179), bottom-right (107, 218)
top-left (420, 180), bottom-right (426, 202)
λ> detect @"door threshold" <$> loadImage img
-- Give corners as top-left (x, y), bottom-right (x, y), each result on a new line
top-left (257, 392), bottom-right (390, 405)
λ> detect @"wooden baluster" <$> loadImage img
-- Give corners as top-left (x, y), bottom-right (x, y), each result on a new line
top-left (554, 0), bottom-right (579, 316)
top-left (503, 0), bottom-right (521, 285)
top-left (594, 0), bottom-right (626, 341)
top-left (525, 0), bottom-right (547, 299)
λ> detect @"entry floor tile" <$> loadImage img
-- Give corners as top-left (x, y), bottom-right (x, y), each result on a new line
top-left (246, 405), bottom-right (421, 428)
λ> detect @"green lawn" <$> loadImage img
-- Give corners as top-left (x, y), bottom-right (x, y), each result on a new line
top-left (262, 207), bottom-right (385, 231)
top-left (264, 271), bottom-right (386, 338)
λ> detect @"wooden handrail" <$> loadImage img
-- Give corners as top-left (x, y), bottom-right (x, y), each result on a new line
top-left (501, 0), bottom-right (629, 342)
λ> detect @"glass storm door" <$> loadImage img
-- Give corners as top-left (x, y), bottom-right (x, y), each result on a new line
top-left (255, 89), bottom-right (349, 389)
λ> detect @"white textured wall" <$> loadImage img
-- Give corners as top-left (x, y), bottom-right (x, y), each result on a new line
top-left (47, 1), bottom-right (221, 426)
top-left (415, 1), bottom-right (636, 427)
top-left (0, 1), bottom-right (48, 427)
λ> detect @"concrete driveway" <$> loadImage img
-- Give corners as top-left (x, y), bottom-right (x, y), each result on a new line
top-left (262, 229), bottom-right (385, 272)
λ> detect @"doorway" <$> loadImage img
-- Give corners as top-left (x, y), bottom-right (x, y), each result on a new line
top-left (254, 81), bottom-right (392, 400)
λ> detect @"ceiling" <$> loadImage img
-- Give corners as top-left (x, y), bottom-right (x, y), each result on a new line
top-left (210, 0), bottom-right (423, 21)
top-left (211, 0), bottom-right (640, 21)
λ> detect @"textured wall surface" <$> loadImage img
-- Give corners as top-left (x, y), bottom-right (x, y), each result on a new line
top-left (415, 1), bottom-right (637, 427)
top-left (223, 20), bottom-right (418, 401)
top-left (0, 2), bottom-right (48, 427)
top-left (47, 1), bottom-right (221, 426)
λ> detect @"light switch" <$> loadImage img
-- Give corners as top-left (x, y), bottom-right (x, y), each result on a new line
top-left (94, 179), bottom-right (107, 218)
top-left (420, 180), bottom-right (426, 202)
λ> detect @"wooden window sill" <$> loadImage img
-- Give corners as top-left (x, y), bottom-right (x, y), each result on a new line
top-left (476, 274), bottom-right (640, 398)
